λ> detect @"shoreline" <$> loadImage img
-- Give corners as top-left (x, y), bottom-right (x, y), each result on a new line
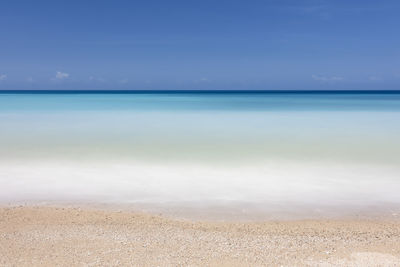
top-left (2, 205), bottom-right (400, 266)
top-left (2, 201), bottom-right (400, 222)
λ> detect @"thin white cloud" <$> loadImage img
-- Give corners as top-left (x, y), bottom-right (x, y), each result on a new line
top-left (194, 77), bottom-right (211, 83)
top-left (286, 4), bottom-right (331, 20)
top-left (27, 77), bottom-right (34, 82)
top-left (89, 76), bottom-right (105, 82)
top-left (312, 74), bottom-right (343, 82)
top-left (55, 71), bottom-right (69, 80)
top-left (0, 74), bottom-right (7, 81)
top-left (119, 79), bottom-right (128, 84)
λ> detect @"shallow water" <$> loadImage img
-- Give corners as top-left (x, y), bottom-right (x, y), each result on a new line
top-left (1, 91), bottom-right (400, 217)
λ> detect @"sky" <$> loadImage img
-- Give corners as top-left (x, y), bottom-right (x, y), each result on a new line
top-left (0, 0), bottom-right (400, 90)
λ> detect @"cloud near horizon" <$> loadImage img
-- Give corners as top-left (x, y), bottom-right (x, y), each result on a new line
top-left (89, 76), bottom-right (105, 82)
top-left (55, 71), bottom-right (69, 80)
top-left (0, 74), bottom-right (7, 81)
top-left (312, 75), bottom-right (344, 82)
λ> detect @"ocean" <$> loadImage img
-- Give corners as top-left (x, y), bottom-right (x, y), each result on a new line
top-left (1, 91), bottom-right (400, 218)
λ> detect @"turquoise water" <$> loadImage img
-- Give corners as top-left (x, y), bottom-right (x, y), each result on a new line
top-left (1, 92), bottom-right (400, 111)
top-left (1, 92), bottom-right (400, 217)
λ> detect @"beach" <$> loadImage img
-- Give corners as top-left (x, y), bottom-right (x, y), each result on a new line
top-left (1, 92), bottom-right (400, 266)
top-left (3, 0), bottom-right (400, 265)
top-left (1, 206), bottom-right (400, 266)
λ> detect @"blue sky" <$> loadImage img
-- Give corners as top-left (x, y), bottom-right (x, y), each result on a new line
top-left (0, 0), bottom-right (400, 90)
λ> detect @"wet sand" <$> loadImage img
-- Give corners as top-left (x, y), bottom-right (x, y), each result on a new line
top-left (1, 206), bottom-right (400, 266)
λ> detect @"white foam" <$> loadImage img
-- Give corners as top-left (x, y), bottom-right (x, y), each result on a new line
top-left (1, 159), bottom-right (399, 208)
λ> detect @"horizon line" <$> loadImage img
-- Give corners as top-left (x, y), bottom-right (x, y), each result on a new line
top-left (1, 89), bottom-right (400, 94)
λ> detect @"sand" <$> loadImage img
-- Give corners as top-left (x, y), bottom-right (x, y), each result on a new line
top-left (1, 206), bottom-right (400, 266)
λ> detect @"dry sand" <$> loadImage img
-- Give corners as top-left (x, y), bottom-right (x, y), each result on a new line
top-left (1, 206), bottom-right (400, 266)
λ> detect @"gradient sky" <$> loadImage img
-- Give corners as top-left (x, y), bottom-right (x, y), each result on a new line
top-left (1, 0), bottom-right (400, 90)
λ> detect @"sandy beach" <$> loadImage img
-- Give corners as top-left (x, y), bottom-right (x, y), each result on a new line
top-left (2, 0), bottom-right (400, 265)
top-left (2, 94), bottom-right (400, 266)
top-left (1, 206), bottom-right (400, 266)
